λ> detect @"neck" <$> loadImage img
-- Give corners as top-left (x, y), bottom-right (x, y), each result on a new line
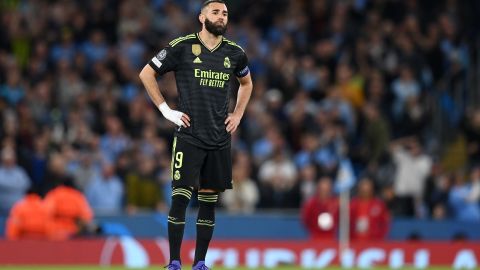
top-left (199, 29), bottom-right (222, 49)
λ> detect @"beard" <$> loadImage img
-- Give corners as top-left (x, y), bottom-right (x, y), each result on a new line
top-left (204, 18), bottom-right (227, 36)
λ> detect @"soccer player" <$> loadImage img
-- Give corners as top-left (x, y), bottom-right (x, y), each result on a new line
top-left (138, 1), bottom-right (253, 269)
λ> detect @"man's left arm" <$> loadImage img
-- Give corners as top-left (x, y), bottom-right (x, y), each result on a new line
top-left (225, 73), bottom-right (253, 133)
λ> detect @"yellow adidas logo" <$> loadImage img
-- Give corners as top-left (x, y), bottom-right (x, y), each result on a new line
top-left (193, 57), bottom-right (202, 63)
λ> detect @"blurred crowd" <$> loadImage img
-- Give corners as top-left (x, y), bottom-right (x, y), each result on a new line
top-left (1, 0), bottom-right (480, 240)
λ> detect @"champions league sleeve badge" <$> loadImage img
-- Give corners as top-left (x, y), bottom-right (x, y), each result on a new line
top-left (152, 49), bottom-right (167, 68)
top-left (157, 49), bottom-right (167, 61)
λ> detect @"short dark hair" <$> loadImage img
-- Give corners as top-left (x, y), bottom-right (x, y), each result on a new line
top-left (201, 0), bottom-right (226, 10)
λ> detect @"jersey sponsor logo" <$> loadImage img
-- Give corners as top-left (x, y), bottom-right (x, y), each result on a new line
top-left (192, 44), bottom-right (202, 63)
top-left (224, 57), bottom-right (231, 68)
top-left (194, 68), bottom-right (230, 88)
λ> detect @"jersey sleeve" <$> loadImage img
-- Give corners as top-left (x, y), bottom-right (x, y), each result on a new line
top-left (148, 45), bottom-right (182, 76)
top-left (234, 51), bottom-right (250, 78)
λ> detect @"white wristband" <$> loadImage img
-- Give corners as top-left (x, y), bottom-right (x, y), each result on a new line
top-left (158, 102), bottom-right (170, 114)
top-left (157, 101), bottom-right (184, 127)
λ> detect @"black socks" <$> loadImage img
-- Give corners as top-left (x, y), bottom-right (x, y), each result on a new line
top-left (194, 192), bottom-right (218, 265)
top-left (168, 186), bottom-right (193, 263)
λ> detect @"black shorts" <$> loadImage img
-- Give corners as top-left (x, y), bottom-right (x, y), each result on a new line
top-left (170, 136), bottom-right (232, 191)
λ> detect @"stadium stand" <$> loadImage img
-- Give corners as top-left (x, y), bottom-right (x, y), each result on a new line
top-left (1, 0), bottom-right (480, 241)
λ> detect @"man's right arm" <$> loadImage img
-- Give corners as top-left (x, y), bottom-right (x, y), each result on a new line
top-left (139, 65), bottom-right (166, 107)
top-left (139, 65), bottom-right (190, 127)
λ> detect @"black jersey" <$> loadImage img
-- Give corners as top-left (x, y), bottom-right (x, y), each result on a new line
top-left (149, 33), bottom-right (249, 150)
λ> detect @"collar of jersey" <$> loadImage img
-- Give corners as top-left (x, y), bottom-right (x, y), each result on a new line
top-left (196, 32), bottom-right (223, 52)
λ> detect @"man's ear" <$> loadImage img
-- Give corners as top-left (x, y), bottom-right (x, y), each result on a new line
top-left (199, 13), bottom-right (205, 24)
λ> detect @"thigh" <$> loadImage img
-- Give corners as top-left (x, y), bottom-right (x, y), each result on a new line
top-left (200, 146), bottom-right (232, 191)
top-left (171, 136), bottom-right (206, 188)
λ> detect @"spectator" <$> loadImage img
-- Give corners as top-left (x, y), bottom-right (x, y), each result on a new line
top-left (396, 95), bottom-right (428, 138)
top-left (284, 91), bottom-right (317, 148)
top-left (462, 109), bottom-right (480, 165)
top-left (41, 152), bottom-right (76, 196)
top-left (423, 163), bottom-right (451, 218)
top-left (315, 122), bottom-right (345, 177)
top-left (334, 63), bottom-right (365, 111)
top-left (431, 203), bottom-right (448, 220)
top-left (50, 31), bottom-right (77, 64)
top-left (99, 115), bottom-right (130, 163)
top-left (0, 147), bottom-right (31, 215)
top-left (81, 30), bottom-right (109, 66)
top-left (390, 66), bottom-right (421, 122)
top-left (71, 152), bottom-right (99, 192)
top-left (118, 31), bottom-right (146, 70)
top-left (0, 0), bottom-right (478, 220)
top-left (379, 185), bottom-right (398, 218)
top-left (297, 163), bottom-right (318, 203)
top-left (252, 126), bottom-right (284, 166)
top-left (350, 177), bottom-right (390, 241)
top-left (301, 177), bottom-right (339, 240)
top-left (448, 169), bottom-right (480, 221)
top-left (5, 187), bottom-right (54, 240)
top-left (359, 103), bottom-right (390, 169)
top-left (319, 86), bottom-right (355, 135)
top-left (27, 133), bottom-right (49, 189)
top-left (125, 154), bottom-right (166, 213)
top-left (85, 162), bottom-right (124, 214)
top-left (115, 150), bottom-right (133, 182)
top-left (0, 69), bottom-right (24, 106)
top-left (297, 55), bottom-right (322, 93)
top-left (221, 152), bottom-right (259, 214)
top-left (390, 137), bottom-right (432, 217)
top-left (468, 167), bottom-right (480, 204)
top-left (294, 132), bottom-right (320, 169)
top-left (258, 147), bottom-right (298, 208)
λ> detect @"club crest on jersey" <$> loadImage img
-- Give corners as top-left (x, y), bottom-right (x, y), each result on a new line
top-left (174, 170), bottom-right (181, 180)
top-left (192, 44), bottom-right (202, 63)
top-left (224, 57), bottom-right (231, 68)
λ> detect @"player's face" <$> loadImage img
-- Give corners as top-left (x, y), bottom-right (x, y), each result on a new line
top-left (202, 3), bottom-right (228, 36)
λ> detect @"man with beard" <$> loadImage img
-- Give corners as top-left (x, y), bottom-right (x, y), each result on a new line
top-left (139, 1), bottom-right (253, 269)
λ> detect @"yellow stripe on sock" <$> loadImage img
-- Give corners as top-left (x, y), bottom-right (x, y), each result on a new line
top-left (168, 216), bottom-right (185, 225)
top-left (198, 194), bottom-right (218, 198)
top-left (172, 191), bottom-right (192, 199)
top-left (175, 188), bottom-right (193, 195)
top-left (168, 220), bottom-right (186, 225)
top-left (198, 198), bottom-right (218, 202)
top-left (196, 222), bottom-right (215, 227)
top-left (173, 190), bottom-right (192, 196)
